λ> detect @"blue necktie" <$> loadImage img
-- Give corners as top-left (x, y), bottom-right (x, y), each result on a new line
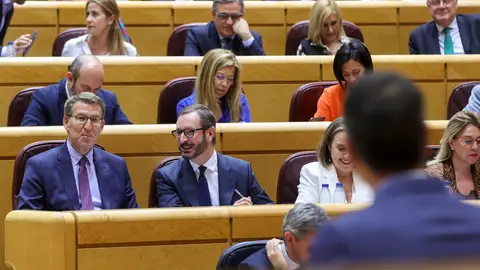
top-left (197, 166), bottom-right (212, 206)
top-left (444, 27), bottom-right (454, 55)
top-left (223, 38), bottom-right (233, 51)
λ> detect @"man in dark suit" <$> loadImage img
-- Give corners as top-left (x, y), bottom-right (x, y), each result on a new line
top-left (18, 92), bottom-right (139, 211)
top-left (308, 72), bottom-right (480, 268)
top-left (184, 0), bottom-right (265, 56)
top-left (21, 54), bottom-right (131, 126)
top-left (240, 203), bottom-right (328, 270)
top-left (409, 0), bottom-right (480, 54)
top-left (156, 104), bottom-right (272, 207)
top-left (0, 0), bottom-right (32, 56)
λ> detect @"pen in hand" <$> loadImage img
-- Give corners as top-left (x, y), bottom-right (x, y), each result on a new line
top-left (234, 189), bottom-right (245, 198)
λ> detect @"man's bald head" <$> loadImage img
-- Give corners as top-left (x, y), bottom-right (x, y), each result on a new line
top-left (66, 55), bottom-right (104, 95)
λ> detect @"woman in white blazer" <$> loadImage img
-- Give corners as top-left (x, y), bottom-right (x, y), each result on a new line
top-left (62, 0), bottom-right (137, 57)
top-left (296, 117), bottom-right (374, 204)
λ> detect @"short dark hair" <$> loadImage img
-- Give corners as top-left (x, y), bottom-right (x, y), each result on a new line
top-left (179, 104), bottom-right (217, 145)
top-left (333, 40), bottom-right (373, 87)
top-left (212, 0), bottom-right (244, 14)
top-left (64, 92), bottom-right (106, 119)
top-left (344, 72), bottom-right (425, 174)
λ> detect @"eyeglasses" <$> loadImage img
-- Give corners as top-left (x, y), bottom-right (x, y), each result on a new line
top-left (458, 137), bottom-right (480, 148)
top-left (215, 73), bottom-right (235, 84)
top-left (171, 128), bottom-right (207, 138)
top-left (216, 12), bottom-right (243, 22)
top-left (69, 114), bottom-right (103, 126)
top-left (427, 0), bottom-right (455, 6)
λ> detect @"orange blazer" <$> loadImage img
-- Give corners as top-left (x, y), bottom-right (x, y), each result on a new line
top-left (313, 84), bottom-right (347, 121)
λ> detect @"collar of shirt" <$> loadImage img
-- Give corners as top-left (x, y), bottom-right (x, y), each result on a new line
top-left (65, 79), bottom-right (73, 99)
top-left (218, 33), bottom-right (236, 42)
top-left (280, 243), bottom-right (300, 270)
top-left (66, 140), bottom-right (94, 166)
top-left (189, 150), bottom-right (218, 179)
top-left (436, 17), bottom-right (458, 34)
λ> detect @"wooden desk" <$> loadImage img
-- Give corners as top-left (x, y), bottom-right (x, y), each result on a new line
top-left (6, 1), bottom-right (480, 56)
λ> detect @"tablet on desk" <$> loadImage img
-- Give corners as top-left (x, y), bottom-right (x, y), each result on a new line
top-left (22, 30), bottom-right (38, 57)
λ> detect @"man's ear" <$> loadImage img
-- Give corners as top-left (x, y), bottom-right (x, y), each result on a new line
top-left (66, 72), bottom-right (73, 83)
top-left (209, 127), bottom-right (216, 141)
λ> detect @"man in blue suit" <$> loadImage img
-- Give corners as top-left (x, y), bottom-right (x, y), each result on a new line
top-left (184, 0), bottom-right (265, 56)
top-left (409, 0), bottom-right (480, 54)
top-left (156, 104), bottom-right (272, 207)
top-left (18, 92), bottom-right (139, 210)
top-left (21, 55), bottom-right (131, 126)
top-left (240, 203), bottom-right (328, 270)
top-left (308, 72), bottom-right (480, 268)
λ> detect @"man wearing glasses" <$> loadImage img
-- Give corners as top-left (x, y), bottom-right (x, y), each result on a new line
top-left (21, 54), bottom-right (131, 126)
top-left (156, 104), bottom-right (272, 207)
top-left (409, 0), bottom-right (480, 54)
top-left (184, 0), bottom-right (265, 56)
top-left (18, 92), bottom-right (139, 210)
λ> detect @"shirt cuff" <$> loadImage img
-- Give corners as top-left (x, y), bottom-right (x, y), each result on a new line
top-left (242, 36), bottom-right (255, 48)
top-left (1, 46), bottom-right (6, 57)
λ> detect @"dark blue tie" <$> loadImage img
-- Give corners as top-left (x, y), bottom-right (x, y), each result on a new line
top-left (197, 166), bottom-right (212, 206)
top-left (223, 38), bottom-right (233, 51)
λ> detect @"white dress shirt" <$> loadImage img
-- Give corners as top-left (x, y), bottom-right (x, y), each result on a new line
top-left (189, 151), bottom-right (220, 206)
top-left (66, 140), bottom-right (103, 210)
top-left (61, 34), bottom-right (138, 57)
top-left (295, 162), bottom-right (374, 204)
top-left (280, 243), bottom-right (300, 270)
top-left (436, 17), bottom-right (465, 55)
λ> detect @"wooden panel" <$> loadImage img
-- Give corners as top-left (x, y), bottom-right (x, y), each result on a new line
top-left (77, 244), bottom-right (228, 270)
top-left (127, 27), bottom-right (172, 56)
top-left (241, 57), bottom-right (320, 82)
top-left (243, 2), bottom-right (285, 24)
top-left (172, 2), bottom-right (212, 25)
top-left (10, 3), bottom-right (58, 25)
top-left (360, 25), bottom-right (398, 54)
top-left (398, 25), bottom-right (418, 54)
top-left (244, 84), bottom-right (303, 122)
top-left (446, 56), bottom-right (480, 81)
top-left (251, 26), bottom-right (285, 56)
top-left (398, 1), bottom-right (480, 23)
top-left (4, 27), bottom-right (58, 57)
top-left (228, 154), bottom-right (293, 202)
top-left (417, 82), bottom-right (447, 120)
top-left (0, 160), bottom-right (15, 270)
top-left (57, 2), bottom-right (87, 26)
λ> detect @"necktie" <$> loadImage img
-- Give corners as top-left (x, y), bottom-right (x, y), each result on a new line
top-left (78, 157), bottom-right (94, 210)
top-left (444, 28), bottom-right (454, 55)
top-left (197, 166), bottom-right (212, 206)
top-left (222, 38), bottom-right (233, 51)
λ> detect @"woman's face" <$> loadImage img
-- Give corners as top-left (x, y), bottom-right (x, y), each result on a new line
top-left (213, 65), bottom-right (235, 99)
top-left (321, 13), bottom-right (341, 45)
top-left (330, 131), bottom-right (354, 174)
top-left (342, 60), bottom-right (366, 87)
top-left (86, 3), bottom-right (113, 37)
top-left (450, 124), bottom-right (480, 165)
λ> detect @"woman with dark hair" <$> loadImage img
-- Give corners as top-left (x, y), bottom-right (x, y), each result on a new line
top-left (312, 40), bottom-right (373, 121)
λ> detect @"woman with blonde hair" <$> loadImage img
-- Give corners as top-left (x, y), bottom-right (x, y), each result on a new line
top-left (62, 0), bottom-right (137, 56)
top-left (426, 111), bottom-right (480, 199)
top-left (295, 117), bottom-right (373, 204)
top-left (297, 0), bottom-right (349, 56)
top-left (177, 49), bottom-right (251, 122)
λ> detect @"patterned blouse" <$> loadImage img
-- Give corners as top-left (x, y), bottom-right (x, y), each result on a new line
top-left (425, 160), bottom-right (480, 200)
top-left (296, 36), bottom-right (350, 56)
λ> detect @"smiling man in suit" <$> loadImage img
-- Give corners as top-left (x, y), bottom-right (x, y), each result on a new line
top-left (21, 54), bottom-right (131, 126)
top-left (409, 0), bottom-right (480, 55)
top-left (18, 92), bottom-right (139, 210)
top-left (184, 0), bottom-right (265, 56)
top-left (156, 104), bottom-right (272, 207)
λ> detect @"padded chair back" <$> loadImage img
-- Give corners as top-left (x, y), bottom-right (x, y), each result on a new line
top-left (285, 20), bottom-right (364, 55)
top-left (52, 28), bottom-right (88, 56)
top-left (448, 81), bottom-right (480, 119)
top-left (425, 145), bottom-right (440, 163)
top-left (277, 151), bottom-right (317, 204)
top-left (149, 156), bottom-right (180, 208)
top-left (216, 240), bottom-right (268, 270)
top-left (289, 81), bottom-right (337, 122)
top-left (12, 140), bottom-right (105, 209)
top-left (7, 87), bottom-right (40, 126)
top-left (167, 23), bottom-right (207, 56)
top-left (157, 77), bottom-right (196, 124)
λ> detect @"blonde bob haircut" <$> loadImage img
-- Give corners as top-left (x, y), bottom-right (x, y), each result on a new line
top-left (195, 49), bottom-right (242, 122)
top-left (307, 0), bottom-right (346, 47)
top-left (317, 117), bottom-right (346, 167)
top-left (86, 0), bottom-right (127, 55)
top-left (428, 111), bottom-right (480, 174)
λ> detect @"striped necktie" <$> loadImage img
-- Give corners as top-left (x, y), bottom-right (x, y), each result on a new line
top-left (443, 27), bottom-right (454, 55)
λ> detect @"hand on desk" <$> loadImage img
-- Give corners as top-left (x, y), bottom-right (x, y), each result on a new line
top-left (233, 196), bottom-right (252, 206)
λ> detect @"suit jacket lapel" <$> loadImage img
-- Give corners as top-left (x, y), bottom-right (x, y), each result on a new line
top-left (208, 21), bottom-right (222, 50)
top-left (427, 21), bottom-right (441, 54)
top-left (58, 78), bottom-right (68, 123)
top-left (217, 153), bottom-right (235, 206)
top-left (93, 148), bottom-right (111, 209)
top-left (57, 143), bottom-right (81, 210)
top-left (457, 15), bottom-right (471, 54)
top-left (179, 158), bottom-right (199, 206)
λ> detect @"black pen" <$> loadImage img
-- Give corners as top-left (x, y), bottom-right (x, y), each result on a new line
top-left (234, 189), bottom-right (245, 198)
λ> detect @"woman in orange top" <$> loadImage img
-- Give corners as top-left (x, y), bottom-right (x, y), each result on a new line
top-left (313, 40), bottom-right (373, 121)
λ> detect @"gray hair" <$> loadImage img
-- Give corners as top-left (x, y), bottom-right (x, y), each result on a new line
top-left (212, 0), bottom-right (244, 14)
top-left (64, 92), bottom-right (106, 119)
top-left (283, 203), bottom-right (329, 239)
top-left (178, 104), bottom-right (217, 145)
top-left (68, 54), bottom-right (102, 81)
